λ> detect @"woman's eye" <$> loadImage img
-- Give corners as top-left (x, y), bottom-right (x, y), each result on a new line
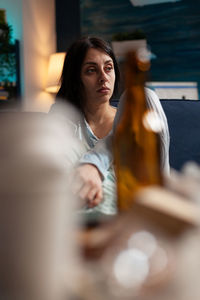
top-left (86, 68), bottom-right (95, 74)
top-left (105, 65), bottom-right (113, 72)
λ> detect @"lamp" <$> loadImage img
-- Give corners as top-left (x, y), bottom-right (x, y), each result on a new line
top-left (45, 52), bottom-right (66, 93)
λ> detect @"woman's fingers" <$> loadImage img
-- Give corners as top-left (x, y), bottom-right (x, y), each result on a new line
top-left (85, 188), bottom-right (103, 208)
top-left (89, 189), bottom-right (103, 207)
top-left (71, 164), bottom-right (103, 207)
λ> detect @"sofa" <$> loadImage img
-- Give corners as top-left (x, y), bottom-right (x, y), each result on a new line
top-left (160, 99), bottom-right (200, 171)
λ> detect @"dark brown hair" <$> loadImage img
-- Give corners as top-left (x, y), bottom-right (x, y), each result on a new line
top-left (56, 36), bottom-right (120, 113)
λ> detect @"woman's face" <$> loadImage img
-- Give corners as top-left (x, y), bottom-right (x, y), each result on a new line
top-left (81, 48), bottom-right (116, 105)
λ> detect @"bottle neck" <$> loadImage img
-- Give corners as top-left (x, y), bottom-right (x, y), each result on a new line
top-left (119, 50), bottom-right (150, 127)
top-left (122, 85), bottom-right (147, 128)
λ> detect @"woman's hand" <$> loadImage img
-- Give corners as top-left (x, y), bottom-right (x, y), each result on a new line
top-left (72, 164), bottom-right (103, 208)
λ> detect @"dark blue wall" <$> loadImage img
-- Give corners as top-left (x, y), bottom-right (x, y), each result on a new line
top-left (81, 0), bottom-right (200, 97)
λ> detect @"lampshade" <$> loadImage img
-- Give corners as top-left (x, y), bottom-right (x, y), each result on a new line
top-left (45, 52), bottom-right (66, 93)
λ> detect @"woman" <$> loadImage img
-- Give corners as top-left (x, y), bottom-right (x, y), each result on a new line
top-left (50, 36), bottom-right (170, 218)
top-left (50, 36), bottom-right (121, 218)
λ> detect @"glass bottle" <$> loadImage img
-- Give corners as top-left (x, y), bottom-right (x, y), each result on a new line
top-left (113, 49), bottom-right (163, 211)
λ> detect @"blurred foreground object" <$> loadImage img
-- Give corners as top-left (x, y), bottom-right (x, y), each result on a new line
top-left (165, 162), bottom-right (200, 203)
top-left (0, 105), bottom-right (80, 300)
top-left (76, 163), bottom-right (200, 299)
top-left (113, 49), bottom-right (163, 211)
top-left (77, 181), bottom-right (200, 300)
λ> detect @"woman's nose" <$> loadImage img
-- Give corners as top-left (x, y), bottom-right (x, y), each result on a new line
top-left (99, 70), bottom-right (107, 83)
top-left (99, 78), bottom-right (105, 83)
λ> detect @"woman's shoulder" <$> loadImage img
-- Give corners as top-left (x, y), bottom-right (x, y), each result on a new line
top-left (144, 87), bottom-right (159, 101)
top-left (49, 101), bottom-right (67, 114)
top-left (48, 101), bottom-right (83, 135)
top-left (119, 87), bottom-right (158, 100)
top-left (144, 87), bottom-right (163, 111)
top-left (49, 101), bottom-right (81, 121)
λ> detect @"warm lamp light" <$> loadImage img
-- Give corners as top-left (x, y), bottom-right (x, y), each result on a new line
top-left (45, 52), bottom-right (66, 93)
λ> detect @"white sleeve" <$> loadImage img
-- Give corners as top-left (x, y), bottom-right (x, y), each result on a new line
top-left (144, 88), bottom-right (170, 175)
top-left (79, 130), bottom-right (114, 180)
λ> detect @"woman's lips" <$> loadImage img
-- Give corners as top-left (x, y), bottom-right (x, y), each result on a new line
top-left (97, 87), bottom-right (110, 93)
